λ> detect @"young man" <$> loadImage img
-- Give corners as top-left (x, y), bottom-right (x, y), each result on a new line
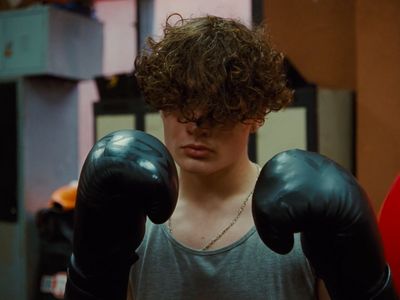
top-left (129, 13), bottom-right (329, 299)
top-left (64, 13), bottom-right (395, 300)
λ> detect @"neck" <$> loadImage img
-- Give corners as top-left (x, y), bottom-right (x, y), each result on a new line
top-left (168, 159), bottom-right (261, 250)
top-left (178, 159), bottom-right (259, 206)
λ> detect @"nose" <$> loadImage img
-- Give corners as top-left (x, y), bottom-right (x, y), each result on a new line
top-left (186, 119), bottom-right (211, 137)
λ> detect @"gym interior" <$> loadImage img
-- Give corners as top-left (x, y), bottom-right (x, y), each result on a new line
top-left (0, 0), bottom-right (399, 299)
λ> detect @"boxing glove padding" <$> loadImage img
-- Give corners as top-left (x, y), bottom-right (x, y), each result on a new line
top-left (64, 130), bottom-right (178, 300)
top-left (252, 149), bottom-right (398, 300)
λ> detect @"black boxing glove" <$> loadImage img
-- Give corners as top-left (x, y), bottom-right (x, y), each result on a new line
top-left (252, 149), bottom-right (398, 300)
top-left (64, 130), bottom-right (178, 300)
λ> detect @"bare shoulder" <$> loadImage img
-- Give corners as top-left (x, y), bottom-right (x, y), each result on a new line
top-left (317, 279), bottom-right (331, 300)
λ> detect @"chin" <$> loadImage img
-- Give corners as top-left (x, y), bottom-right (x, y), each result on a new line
top-left (176, 157), bottom-right (217, 175)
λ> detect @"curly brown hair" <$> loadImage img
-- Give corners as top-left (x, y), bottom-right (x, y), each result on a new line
top-left (134, 13), bottom-right (292, 125)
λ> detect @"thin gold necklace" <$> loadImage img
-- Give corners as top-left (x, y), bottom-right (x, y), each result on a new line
top-left (167, 164), bottom-right (261, 251)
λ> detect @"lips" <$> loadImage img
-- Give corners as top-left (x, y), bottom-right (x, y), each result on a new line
top-left (181, 144), bottom-right (212, 158)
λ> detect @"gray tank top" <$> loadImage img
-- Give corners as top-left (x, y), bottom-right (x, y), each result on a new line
top-left (129, 221), bottom-right (317, 300)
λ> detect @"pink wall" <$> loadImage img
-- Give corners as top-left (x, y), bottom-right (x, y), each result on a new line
top-left (153, 0), bottom-right (251, 34)
top-left (78, 0), bottom-right (137, 170)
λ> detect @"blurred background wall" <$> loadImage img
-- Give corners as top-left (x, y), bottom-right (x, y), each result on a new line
top-left (263, 0), bottom-right (400, 210)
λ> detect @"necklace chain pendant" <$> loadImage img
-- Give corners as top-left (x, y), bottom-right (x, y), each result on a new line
top-left (167, 164), bottom-right (261, 251)
top-left (201, 190), bottom-right (254, 251)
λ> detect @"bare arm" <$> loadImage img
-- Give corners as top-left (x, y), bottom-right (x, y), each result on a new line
top-left (317, 279), bottom-right (331, 300)
top-left (126, 283), bottom-right (134, 300)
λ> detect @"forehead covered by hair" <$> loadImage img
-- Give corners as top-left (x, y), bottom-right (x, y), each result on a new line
top-left (134, 13), bottom-right (292, 125)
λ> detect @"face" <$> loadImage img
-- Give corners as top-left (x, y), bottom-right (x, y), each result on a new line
top-left (160, 110), bottom-right (256, 175)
